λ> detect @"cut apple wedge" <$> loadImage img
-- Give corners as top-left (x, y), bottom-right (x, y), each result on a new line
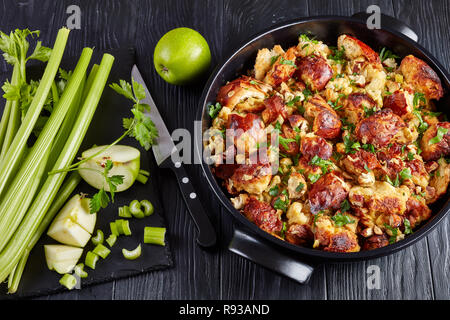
top-left (47, 194), bottom-right (96, 247)
top-left (47, 218), bottom-right (92, 247)
top-left (44, 245), bottom-right (83, 274)
top-left (78, 145), bottom-right (141, 192)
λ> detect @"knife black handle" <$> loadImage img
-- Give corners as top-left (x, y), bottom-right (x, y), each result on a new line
top-left (160, 157), bottom-right (217, 248)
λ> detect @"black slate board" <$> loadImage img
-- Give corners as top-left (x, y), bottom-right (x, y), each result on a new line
top-left (0, 47), bottom-right (173, 298)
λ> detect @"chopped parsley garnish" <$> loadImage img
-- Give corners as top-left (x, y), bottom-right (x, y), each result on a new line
top-left (407, 152), bottom-right (415, 161)
top-left (308, 173), bottom-right (321, 183)
top-left (208, 102), bottom-right (222, 119)
top-left (341, 117), bottom-right (356, 133)
top-left (280, 222), bottom-right (287, 238)
top-left (384, 224), bottom-right (399, 244)
top-left (273, 190), bottom-right (289, 212)
top-left (429, 126), bottom-right (448, 145)
top-left (270, 55), bottom-right (280, 66)
top-left (412, 108), bottom-right (429, 134)
top-left (249, 80), bottom-right (258, 85)
top-left (328, 93), bottom-right (346, 111)
top-left (279, 57), bottom-right (297, 68)
top-left (413, 92), bottom-right (426, 107)
top-left (286, 96), bottom-right (301, 106)
top-left (379, 47), bottom-right (399, 62)
top-left (268, 185), bottom-right (280, 197)
top-left (332, 212), bottom-right (355, 227)
top-left (309, 155), bottom-right (334, 174)
top-left (328, 46), bottom-right (346, 64)
top-left (302, 88), bottom-right (313, 100)
top-left (299, 34), bottom-right (318, 44)
top-left (386, 174), bottom-right (400, 187)
top-left (333, 151), bottom-right (343, 161)
top-left (362, 143), bottom-right (376, 153)
top-left (279, 136), bottom-right (296, 150)
top-left (340, 199), bottom-right (351, 213)
top-left (404, 218), bottom-right (413, 235)
top-left (363, 105), bottom-right (377, 117)
top-left (343, 135), bottom-right (361, 154)
top-left (295, 182), bottom-right (305, 193)
top-left (399, 168), bottom-right (412, 181)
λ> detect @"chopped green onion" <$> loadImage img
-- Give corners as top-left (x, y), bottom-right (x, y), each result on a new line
top-left (122, 244), bottom-right (142, 260)
top-left (144, 227), bottom-right (166, 246)
top-left (91, 229), bottom-right (104, 246)
top-left (59, 273), bottom-right (77, 290)
top-left (129, 199), bottom-right (144, 218)
top-left (141, 200), bottom-right (154, 216)
top-left (110, 221), bottom-right (120, 236)
top-left (106, 234), bottom-right (117, 247)
top-left (93, 244), bottom-right (111, 259)
top-left (85, 251), bottom-right (99, 269)
top-left (118, 206), bottom-right (132, 218)
top-left (74, 263), bottom-right (88, 278)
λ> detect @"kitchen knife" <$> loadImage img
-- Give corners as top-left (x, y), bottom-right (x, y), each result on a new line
top-left (131, 65), bottom-right (217, 248)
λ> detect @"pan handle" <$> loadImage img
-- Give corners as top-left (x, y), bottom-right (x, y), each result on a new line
top-left (351, 11), bottom-right (418, 42)
top-left (228, 226), bottom-right (315, 284)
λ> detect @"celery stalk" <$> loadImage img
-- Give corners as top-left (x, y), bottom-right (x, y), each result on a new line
top-left (0, 66), bottom-right (21, 160)
top-left (0, 53), bottom-right (114, 283)
top-left (0, 28), bottom-right (70, 199)
top-left (0, 100), bottom-right (11, 151)
top-left (0, 47), bottom-right (92, 250)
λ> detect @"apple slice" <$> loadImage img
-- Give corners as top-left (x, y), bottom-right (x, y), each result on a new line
top-left (47, 218), bottom-right (92, 247)
top-left (52, 194), bottom-right (96, 234)
top-left (44, 245), bottom-right (83, 274)
top-left (78, 145), bottom-right (141, 192)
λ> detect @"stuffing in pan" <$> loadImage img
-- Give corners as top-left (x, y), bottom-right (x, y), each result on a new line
top-left (205, 33), bottom-right (449, 252)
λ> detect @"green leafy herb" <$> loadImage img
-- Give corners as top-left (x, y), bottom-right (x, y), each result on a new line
top-left (273, 190), bottom-right (289, 212)
top-left (379, 47), bottom-right (399, 62)
top-left (280, 222), bottom-right (287, 239)
top-left (279, 57), bottom-right (297, 68)
top-left (340, 199), bottom-right (351, 213)
top-left (270, 55), bottom-right (280, 66)
top-left (268, 185), bottom-right (279, 197)
top-left (386, 174), bottom-right (400, 187)
top-left (341, 117), bottom-right (356, 133)
top-left (384, 224), bottom-right (399, 244)
top-left (399, 168), bottom-right (412, 181)
top-left (412, 108), bottom-right (429, 134)
top-left (328, 46), bottom-right (346, 64)
top-left (308, 173), bottom-right (321, 183)
top-left (362, 143), bottom-right (376, 153)
top-left (89, 160), bottom-right (124, 213)
top-left (333, 151), bottom-right (343, 162)
top-left (295, 182), bottom-right (305, 193)
top-left (332, 212), bottom-right (355, 227)
top-left (413, 92), bottom-right (426, 107)
top-left (110, 79), bottom-right (158, 150)
top-left (279, 136), bottom-right (296, 150)
top-left (404, 218), bottom-right (413, 235)
top-left (286, 96), bottom-right (301, 106)
top-left (363, 105), bottom-right (377, 117)
top-left (207, 102), bottom-right (222, 118)
top-left (429, 126), bottom-right (448, 145)
top-left (302, 88), bottom-right (313, 100)
top-left (343, 135), bottom-right (360, 154)
top-left (309, 155), bottom-right (334, 174)
top-left (407, 152), bottom-right (415, 161)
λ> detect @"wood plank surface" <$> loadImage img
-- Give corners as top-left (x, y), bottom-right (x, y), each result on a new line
top-left (0, 0), bottom-right (448, 300)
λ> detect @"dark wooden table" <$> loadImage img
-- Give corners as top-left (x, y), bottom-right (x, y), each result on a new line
top-left (0, 0), bottom-right (448, 300)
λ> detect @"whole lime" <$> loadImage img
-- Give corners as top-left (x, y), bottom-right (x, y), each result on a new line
top-left (153, 27), bottom-right (211, 85)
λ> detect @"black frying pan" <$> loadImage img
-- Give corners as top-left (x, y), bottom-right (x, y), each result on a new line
top-left (196, 13), bottom-right (450, 283)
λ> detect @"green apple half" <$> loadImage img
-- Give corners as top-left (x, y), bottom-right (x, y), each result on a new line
top-left (47, 194), bottom-right (96, 247)
top-left (44, 245), bottom-right (83, 274)
top-left (78, 145), bottom-right (141, 192)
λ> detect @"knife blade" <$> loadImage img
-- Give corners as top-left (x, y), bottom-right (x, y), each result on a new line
top-left (131, 65), bottom-right (217, 248)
